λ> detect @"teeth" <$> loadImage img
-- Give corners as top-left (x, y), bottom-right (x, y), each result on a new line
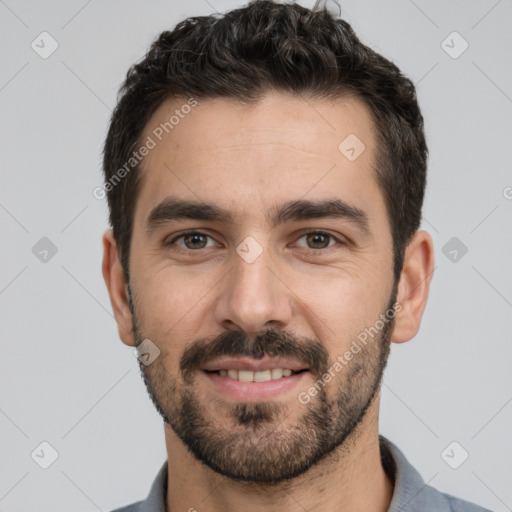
top-left (254, 369), bottom-right (271, 382)
top-left (238, 370), bottom-right (253, 382)
top-left (216, 368), bottom-right (298, 382)
top-left (270, 368), bottom-right (283, 379)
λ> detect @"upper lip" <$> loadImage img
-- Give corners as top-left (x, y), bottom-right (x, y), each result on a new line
top-left (201, 356), bottom-right (309, 372)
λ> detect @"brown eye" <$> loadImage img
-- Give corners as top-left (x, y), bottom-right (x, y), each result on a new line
top-left (182, 233), bottom-right (208, 249)
top-left (295, 231), bottom-right (341, 250)
top-left (166, 231), bottom-right (215, 250)
top-left (305, 233), bottom-right (332, 249)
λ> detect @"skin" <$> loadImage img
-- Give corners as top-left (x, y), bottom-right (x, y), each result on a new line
top-left (102, 91), bottom-right (434, 512)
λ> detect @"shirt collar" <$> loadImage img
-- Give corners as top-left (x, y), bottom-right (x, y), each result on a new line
top-left (141, 435), bottom-right (452, 512)
top-left (139, 459), bottom-right (167, 512)
top-left (380, 435), bottom-right (453, 511)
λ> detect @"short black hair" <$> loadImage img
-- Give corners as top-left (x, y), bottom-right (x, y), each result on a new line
top-left (102, 0), bottom-right (427, 284)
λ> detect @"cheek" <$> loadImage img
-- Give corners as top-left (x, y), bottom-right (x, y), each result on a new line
top-left (295, 273), bottom-right (389, 356)
top-left (132, 270), bottom-right (209, 354)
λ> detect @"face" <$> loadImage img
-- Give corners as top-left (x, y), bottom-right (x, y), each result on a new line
top-left (126, 92), bottom-right (397, 484)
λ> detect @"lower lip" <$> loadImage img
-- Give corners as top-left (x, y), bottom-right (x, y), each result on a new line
top-left (201, 370), bottom-right (311, 401)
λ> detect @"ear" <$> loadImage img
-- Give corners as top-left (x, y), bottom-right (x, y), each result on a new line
top-left (101, 229), bottom-right (136, 346)
top-left (392, 230), bottom-right (435, 344)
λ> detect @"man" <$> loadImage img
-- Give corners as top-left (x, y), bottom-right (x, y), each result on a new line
top-left (101, 1), bottom-right (491, 511)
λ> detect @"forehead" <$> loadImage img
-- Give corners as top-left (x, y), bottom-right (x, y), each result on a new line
top-left (134, 92), bottom-right (385, 229)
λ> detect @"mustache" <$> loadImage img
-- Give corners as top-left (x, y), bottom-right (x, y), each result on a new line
top-left (180, 328), bottom-right (330, 381)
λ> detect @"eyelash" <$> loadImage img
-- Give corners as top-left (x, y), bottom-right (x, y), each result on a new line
top-left (165, 230), bottom-right (346, 254)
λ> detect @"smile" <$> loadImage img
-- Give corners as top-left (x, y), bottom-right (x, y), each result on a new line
top-left (205, 368), bottom-right (307, 382)
top-left (200, 370), bottom-right (310, 401)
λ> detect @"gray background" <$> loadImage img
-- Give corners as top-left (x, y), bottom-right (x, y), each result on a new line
top-left (1, 0), bottom-right (511, 511)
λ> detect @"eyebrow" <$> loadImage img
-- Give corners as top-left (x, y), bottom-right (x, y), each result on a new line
top-left (145, 197), bottom-right (371, 236)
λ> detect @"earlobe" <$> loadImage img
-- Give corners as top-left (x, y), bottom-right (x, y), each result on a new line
top-left (391, 230), bottom-right (435, 344)
top-left (101, 229), bottom-right (136, 346)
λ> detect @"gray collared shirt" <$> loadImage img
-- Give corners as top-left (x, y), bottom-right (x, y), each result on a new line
top-left (110, 435), bottom-right (492, 512)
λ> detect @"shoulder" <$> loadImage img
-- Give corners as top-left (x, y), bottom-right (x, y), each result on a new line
top-left (396, 474), bottom-right (493, 511)
top-left (443, 491), bottom-right (493, 512)
top-left (109, 459), bottom-right (168, 512)
top-left (379, 436), bottom-right (492, 512)
top-left (109, 502), bottom-right (144, 512)
top-left (109, 499), bottom-right (144, 512)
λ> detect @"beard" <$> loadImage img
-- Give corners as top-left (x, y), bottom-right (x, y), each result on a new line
top-left (128, 285), bottom-right (397, 485)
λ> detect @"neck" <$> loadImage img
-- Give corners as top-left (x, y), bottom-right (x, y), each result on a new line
top-left (164, 396), bottom-right (393, 512)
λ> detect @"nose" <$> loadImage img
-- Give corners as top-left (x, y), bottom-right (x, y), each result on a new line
top-left (212, 243), bottom-right (294, 335)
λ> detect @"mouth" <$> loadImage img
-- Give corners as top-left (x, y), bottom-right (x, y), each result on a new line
top-left (200, 357), bottom-right (311, 401)
top-left (204, 368), bottom-right (308, 382)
